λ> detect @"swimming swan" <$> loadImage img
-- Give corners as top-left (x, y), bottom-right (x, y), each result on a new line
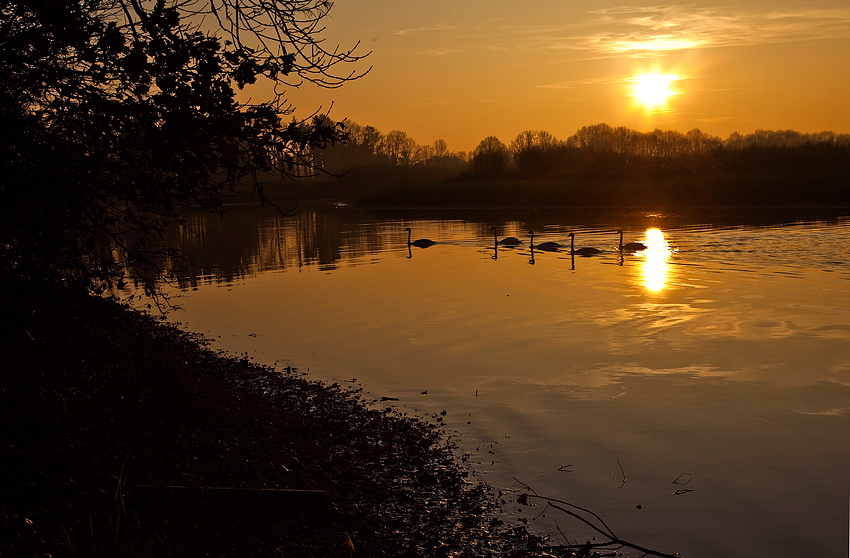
top-left (491, 226), bottom-right (522, 246)
top-left (617, 229), bottom-right (647, 251)
top-left (568, 233), bottom-right (602, 255)
top-left (406, 227), bottom-right (436, 248)
top-left (529, 230), bottom-right (562, 251)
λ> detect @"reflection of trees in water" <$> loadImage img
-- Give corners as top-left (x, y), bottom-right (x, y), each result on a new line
top-left (163, 206), bottom-right (389, 288)
top-left (153, 208), bottom-right (536, 288)
top-left (121, 205), bottom-right (848, 291)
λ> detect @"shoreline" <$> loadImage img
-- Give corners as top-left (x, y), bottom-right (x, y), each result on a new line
top-left (1, 282), bottom-right (522, 556)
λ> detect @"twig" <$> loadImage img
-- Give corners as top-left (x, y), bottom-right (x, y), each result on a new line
top-left (672, 473), bottom-right (693, 485)
top-left (539, 497), bottom-right (617, 540)
top-left (512, 477), bottom-right (538, 496)
top-left (546, 537), bottom-right (679, 558)
top-left (515, 484), bottom-right (685, 558)
top-left (617, 458), bottom-right (626, 489)
top-left (532, 501), bottom-right (549, 521)
top-left (553, 517), bottom-right (574, 546)
top-left (672, 473), bottom-right (694, 495)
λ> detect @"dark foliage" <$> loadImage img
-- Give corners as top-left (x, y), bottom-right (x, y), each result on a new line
top-left (0, 0), bottom-right (366, 295)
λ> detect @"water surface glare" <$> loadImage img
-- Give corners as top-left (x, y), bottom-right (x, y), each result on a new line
top-left (161, 207), bottom-right (850, 558)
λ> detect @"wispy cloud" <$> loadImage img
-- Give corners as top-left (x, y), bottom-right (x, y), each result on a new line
top-left (578, 4), bottom-right (850, 54)
top-left (392, 4), bottom-right (850, 58)
top-left (540, 74), bottom-right (636, 89)
top-left (395, 25), bottom-right (458, 37)
top-left (414, 47), bottom-right (455, 57)
top-left (695, 115), bottom-right (750, 124)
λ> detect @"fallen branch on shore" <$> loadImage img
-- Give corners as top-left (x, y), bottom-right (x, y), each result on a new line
top-left (511, 478), bottom-right (683, 558)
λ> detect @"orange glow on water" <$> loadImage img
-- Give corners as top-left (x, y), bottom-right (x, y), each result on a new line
top-left (640, 228), bottom-right (672, 292)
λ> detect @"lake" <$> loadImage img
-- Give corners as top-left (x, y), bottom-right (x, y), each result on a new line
top-left (153, 204), bottom-right (850, 557)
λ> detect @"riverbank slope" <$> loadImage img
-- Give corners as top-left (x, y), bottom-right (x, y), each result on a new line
top-left (1, 280), bottom-right (523, 556)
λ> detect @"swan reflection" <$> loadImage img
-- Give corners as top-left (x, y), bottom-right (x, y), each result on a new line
top-left (639, 228), bottom-right (672, 292)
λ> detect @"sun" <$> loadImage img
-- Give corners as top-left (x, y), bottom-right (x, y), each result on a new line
top-left (632, 73), bottom-right (679, 111)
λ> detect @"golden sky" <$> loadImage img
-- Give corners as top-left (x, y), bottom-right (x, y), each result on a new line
top-left (279, 1), bottom-right (850, 152)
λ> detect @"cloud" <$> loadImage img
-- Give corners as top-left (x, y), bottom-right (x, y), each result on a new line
top-left (392, 4), bottom-right (850, 58)
top-left (695, 115), bottom-right (752, 124)
top-left (417, 47), bottom-right (454, 56)
top-left (538, 75), bottom-right (631, 89)
top-left (580, 4), bottom-right (850, 54)
top-left (394, 25), bottom-right (458, 37)
top-left (537, 82), bottom-right (576, 89)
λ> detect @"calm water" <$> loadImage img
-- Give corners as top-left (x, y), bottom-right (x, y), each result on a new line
top-left (155, 205), bottom-right (850, 557)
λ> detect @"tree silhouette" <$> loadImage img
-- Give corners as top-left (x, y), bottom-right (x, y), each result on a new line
top-left (472, 136), bottom-right (509, 175)
top-left (432, 139), bottom-right (450, 158)
top-left (509, 130), bottom-right (565, 175)
top-left (383, 130), bottom-right (418, 165)
top-left (1, 0), bottom-right (367, 295)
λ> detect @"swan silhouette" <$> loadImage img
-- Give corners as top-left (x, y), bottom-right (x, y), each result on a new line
top-left (491, 226), bottom-right (522, 246)
top-left (568, 233), bottom-right (601, 255)
top-left (617, 230), bottom-right (647, 251)
top-left (406, 227), bottom-right (436, 248)
top-left (529, 230), bottom-right (562, 251)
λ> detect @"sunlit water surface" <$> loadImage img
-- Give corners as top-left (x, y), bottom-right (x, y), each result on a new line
top-left (152, 206), bottom-right (850, 558)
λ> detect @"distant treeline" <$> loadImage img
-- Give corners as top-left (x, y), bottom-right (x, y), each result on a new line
top-left (257, 121), bottom-right (850, 208)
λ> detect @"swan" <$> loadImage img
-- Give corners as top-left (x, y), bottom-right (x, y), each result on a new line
top-left (617, 229), bottom-right (647, 251)
top-left (568, 233), bottom-right (602, 255)
top-left (406, 227), bottom-right (436, 248)
top-left (491, 226), bottom-right (522, 246)
top-left (529, 230), bottom-right (562, 251)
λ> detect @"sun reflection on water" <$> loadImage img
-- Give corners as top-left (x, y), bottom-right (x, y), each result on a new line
top-left (640, 228), bottom-right (672, 292)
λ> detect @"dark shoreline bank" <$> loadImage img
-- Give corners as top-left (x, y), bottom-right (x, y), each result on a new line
top-left (1, 281), bottom-right (523, 557)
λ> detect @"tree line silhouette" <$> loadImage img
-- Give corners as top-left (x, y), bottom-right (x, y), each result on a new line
top-left (287, 122), bottom-right (850, 208)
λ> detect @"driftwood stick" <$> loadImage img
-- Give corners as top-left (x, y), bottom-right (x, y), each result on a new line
top-left (617, 458), bottom-right (626, 489)
top-left (547, 538), bottom-right (680, 558)
top-left (525, 493), bottom-right (617, 539)
top-left (544, 500), bottom-right (617, 541)
top-left (532, 501), bottom-right (549, 521)
top-left (553, 517), bottom-right (575, 546)
top-left (517, 488), bottom-right (684, 558)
